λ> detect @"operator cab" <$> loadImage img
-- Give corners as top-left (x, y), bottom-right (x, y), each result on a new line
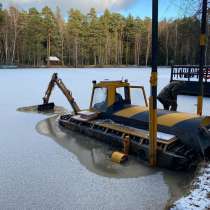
top-left (90, 80), bottom-right (148, 113)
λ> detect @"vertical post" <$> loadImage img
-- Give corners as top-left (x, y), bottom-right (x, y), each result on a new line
top-left (149, 0), bottom-right (158, 167)
top-left (197, 0), bottom-right (208, 116)
top-left (170, 65), bottom-right (174, 82)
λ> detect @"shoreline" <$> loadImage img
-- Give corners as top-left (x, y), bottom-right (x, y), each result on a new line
top-left (0, 64), bottom-right (172, 69)
top-left (170, 161), bottom-right (210, 210)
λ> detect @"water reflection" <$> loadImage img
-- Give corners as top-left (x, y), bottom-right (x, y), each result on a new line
top-left (36, 115), bottom-right (156, 178)
top-left (17, 105), bottom-right (67, 115)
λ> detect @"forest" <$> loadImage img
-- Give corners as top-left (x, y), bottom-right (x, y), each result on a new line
top-left (0, 5), bottom-right (209, 67)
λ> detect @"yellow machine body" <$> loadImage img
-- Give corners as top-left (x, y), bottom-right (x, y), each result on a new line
top-left (58, 78), bottom-right (210, 170)
top-left (86, 79), bottom-right (210, 157)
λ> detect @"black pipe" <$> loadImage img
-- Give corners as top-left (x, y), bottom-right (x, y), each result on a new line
top-left (197, 0), bottom-right (208, 115)
top-left (151, 0), bottom-right (158, 100)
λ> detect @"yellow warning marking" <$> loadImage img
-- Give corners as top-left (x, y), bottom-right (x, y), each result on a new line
top-left (200, 34), bottom-right (207, 46)
top-left (150, 72), bottom-right (157, 86)
top-left (201, 116), bottom-right (210, 126)
top-left (114, 106), bottom-right (148, 118)
top-left (197, 95), bottom-right (203, 116)
top-left (158, 112), bottom-right (198, 127)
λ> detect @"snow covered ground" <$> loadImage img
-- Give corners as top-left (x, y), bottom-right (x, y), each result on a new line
top-left (172, 162), bottom-right (210, 210)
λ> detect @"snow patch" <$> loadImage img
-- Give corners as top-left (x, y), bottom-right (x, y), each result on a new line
top-left (171, 163), bottom-right (210, 210)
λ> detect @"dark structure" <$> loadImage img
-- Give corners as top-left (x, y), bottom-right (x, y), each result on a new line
top-left (170, 65), bottom-right (210, 97)
top-left (158, 81), bottom-right (184, 111)
top-left (197, 0), bottom-right (208, 115)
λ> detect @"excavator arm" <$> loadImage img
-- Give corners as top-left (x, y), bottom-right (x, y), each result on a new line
top-left (38, 73), bottom-right (80, 114)
top-left (43, 73), bottom-right (57, 104)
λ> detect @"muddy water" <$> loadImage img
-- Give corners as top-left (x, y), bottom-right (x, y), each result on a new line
top-left (36, 115), bottom-right (193, 204)
top-left (37, 115), bottom-right (157, 178)
top-left (1, 68), bottom-right (209, 210)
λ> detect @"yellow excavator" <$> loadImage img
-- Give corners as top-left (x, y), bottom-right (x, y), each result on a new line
top-left (37, 73), bottom-right (80, 114)
top-left (36, 73), bottom-right (210, 170)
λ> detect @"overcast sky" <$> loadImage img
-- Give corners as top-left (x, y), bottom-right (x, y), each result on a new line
top-left (0, 0), bottom-right (194, 18)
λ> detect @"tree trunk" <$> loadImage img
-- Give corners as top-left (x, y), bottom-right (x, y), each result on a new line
top-left (61, 38), bottom-right (64, 65)
top-left (174, 22), bottom-right (178, 63)
top-left (165, 25), bottom-right (169, 66)
top-left (11, 30), bottom-right (17, 64)
top-left (5, 31), bottom-right (8, 64)
top-left (125, 35), bottom-right (129, 65)
top-left (146, 30), bottom-right (151, 66)
top-left (74, 37), bottom-right (78, 68)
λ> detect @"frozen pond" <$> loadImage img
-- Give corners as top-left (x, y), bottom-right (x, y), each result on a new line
top-left (0, 68), bottom-right (210, 210)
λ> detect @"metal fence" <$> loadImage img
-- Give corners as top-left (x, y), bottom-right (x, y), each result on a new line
top-left (170, 65), bottom-right (210, 82)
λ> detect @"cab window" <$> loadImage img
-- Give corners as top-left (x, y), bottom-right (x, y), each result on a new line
top-left (130, 86), bottom-right (148, 107)
top-left (112, 87), bottom-right (129, 111)
top-left (92, 87), bottom-right (107, 111)
top-left (116, 87), bottom-right (125, 100)
top-left (116, 87), bottom-right (130, 104)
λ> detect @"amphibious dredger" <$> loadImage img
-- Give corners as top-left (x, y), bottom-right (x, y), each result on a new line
top-left (38, 73), bottom-right (210, 170)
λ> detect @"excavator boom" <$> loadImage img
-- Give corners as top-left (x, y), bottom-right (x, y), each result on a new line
top-left (38, 73), bottom-right (80, 114)
top-left (43, 73), bottom-right (57, 104)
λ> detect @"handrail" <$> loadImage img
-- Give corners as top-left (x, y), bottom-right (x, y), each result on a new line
top-left (171, 65), bottom-right (210, 82)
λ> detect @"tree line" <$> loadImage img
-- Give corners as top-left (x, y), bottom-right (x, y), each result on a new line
top-left (0, 6), bottom-right (209, 67)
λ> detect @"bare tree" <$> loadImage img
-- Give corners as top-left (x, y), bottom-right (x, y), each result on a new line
top-left (56, 6), bottom-right (65, 65)
top-left (9, 7), bottom-right (21, 64)
top-left (145, 24), bottom-right (151, 66)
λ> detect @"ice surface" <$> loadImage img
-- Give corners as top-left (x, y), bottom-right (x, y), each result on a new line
top-left (0, 67), bottom-right (209, 210)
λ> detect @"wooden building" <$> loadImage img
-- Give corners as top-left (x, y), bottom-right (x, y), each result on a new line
top-left (47, 56), bottom-right (63, 67)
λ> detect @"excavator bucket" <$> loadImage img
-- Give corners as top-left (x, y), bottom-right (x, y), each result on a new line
top-left (37, 102), bottom-right (55, 111)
